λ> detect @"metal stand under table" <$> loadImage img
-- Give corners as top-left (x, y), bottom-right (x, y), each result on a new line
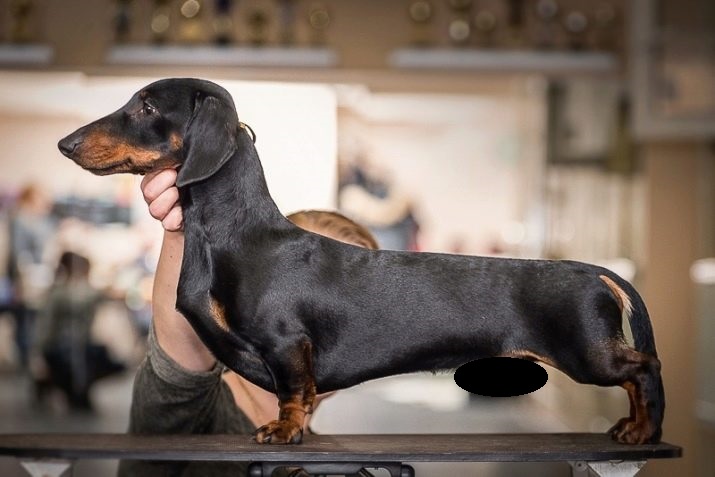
top-left (0, 432), bottom-right (682, 477)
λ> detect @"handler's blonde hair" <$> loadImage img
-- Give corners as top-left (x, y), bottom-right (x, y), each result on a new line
top-left (287, 210), bottom-right (378, 250)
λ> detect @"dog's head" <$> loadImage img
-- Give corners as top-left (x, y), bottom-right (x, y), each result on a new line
top-left (58, 78), bottom-right (244, 187)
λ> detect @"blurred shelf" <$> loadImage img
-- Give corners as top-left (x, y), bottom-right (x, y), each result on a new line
top-left (76, 63), bottom-right (531, 96)
top-left (105, 45), bottom-right (339, 68)
top-left (388, 48), bottom-right (618, 75)
top-left (630, 0), bottom-right (715, 139)
top-left (0, 44), bottom-right (54, 66)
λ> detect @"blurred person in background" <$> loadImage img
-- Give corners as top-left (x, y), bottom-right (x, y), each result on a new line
top-left (339, 160), bottom-right (420, 252)
top-left (6, 183), bottom-right (55, 370)
top-left (33, 251), bottom-right (125, 411)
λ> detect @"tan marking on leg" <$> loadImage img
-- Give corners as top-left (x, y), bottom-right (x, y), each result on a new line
top-left (254, 342), bottom-right (316, 444)
top-left (614, 378), bottom-right (657, 444)
top-left (209, 296), bottom-right (229, 331)
top-left (629, 380), bottom-right (650, 425)
top-left (622, 380), bottom-right (637, 420)
top-left (300, 341), bottom-right (317, 414)
top-left (279, 400), bottom-right (309, 421)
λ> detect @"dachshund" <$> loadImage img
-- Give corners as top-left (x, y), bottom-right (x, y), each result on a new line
top-left (58, 78), bottom-right (664, 445)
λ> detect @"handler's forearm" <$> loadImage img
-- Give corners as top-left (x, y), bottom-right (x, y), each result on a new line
top-left (153, 231), bottom-right (216, 372)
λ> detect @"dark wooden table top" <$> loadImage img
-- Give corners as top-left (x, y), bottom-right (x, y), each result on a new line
top-left (0, 433), bottom-right (681, 463)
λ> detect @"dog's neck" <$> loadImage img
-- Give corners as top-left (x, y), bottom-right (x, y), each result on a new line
top-left (178, 130), bottom-right (288, 236)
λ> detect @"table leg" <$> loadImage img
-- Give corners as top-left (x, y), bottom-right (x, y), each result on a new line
top-left (570, 460), bottom-right (646, 477)
top-left (248, 462), bottom-right (414, 477)
top-left (19, 459), bottom-right (73, 477)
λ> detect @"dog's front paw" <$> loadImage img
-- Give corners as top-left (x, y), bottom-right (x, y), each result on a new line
top-left (254, 420), bottom-right (303, 444)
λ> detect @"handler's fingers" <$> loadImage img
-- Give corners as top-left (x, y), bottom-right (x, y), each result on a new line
top-left (141, 169), bottom-right (178, 204)
top-left (148, 186), bottom-right (180, 222)
top-left (140, 170), bottom-right (161, 196)
top-left (161, 205), bottom-right (183, 232)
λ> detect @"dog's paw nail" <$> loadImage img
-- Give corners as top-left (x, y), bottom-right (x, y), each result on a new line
top-left (290, 430), bottom-right (303, 444)
top-left (254, 420), bottom-right (303, 444)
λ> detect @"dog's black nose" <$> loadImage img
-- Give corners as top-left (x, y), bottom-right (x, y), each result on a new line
top-left (58, 136), bottom-right (81, 156)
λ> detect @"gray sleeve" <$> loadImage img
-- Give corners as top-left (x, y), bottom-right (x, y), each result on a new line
top-left (118, 326), bottom-right (307, 477)
top-left (118, 327), bottom-right (257, 477)
top-left (126, 326), bottom-right (255, 435)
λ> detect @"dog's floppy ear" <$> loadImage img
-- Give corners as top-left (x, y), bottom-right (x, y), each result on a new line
top-left (176, 94), bottom-right (238, 188)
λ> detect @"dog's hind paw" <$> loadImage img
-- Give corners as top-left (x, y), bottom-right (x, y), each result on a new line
top-left (609, 419), bottom-right (660, 444)
top-left (254, 420), bottom-right (304, 444)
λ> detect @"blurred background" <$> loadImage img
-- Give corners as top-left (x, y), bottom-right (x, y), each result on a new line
top-left (0, 0), bottom-right (713, 475)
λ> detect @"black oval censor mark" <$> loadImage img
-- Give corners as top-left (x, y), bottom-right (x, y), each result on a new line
top-left (454, 357), bottom-right (548, 397)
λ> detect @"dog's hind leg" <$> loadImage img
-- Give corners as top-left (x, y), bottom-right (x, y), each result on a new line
top-left (607, 348), bottom-right (664, 444)
top-left (254, 340), bottom-right (316, 444)
top-left (564, 343), bottom-right (663, 444)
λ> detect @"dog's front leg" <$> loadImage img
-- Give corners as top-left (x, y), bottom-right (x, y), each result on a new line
top-left (254, 340), bottom-right (316, 444)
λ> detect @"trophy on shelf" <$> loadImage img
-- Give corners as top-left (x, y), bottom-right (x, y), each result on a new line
top-left (407, 0), bottom-right (434, 47)
top-left (447, 0), bottom-right (473, 47)
top-left (473, 7), bottom-right (497, 48)
top-left (114, 0), bottom-right (132, 44)
top-left (534, 0), bottom-right (559, 49)
top-left (179, 0), bottom-right (205, 44)
top-left (505, 0), bottom-right (526, 48)
top-left (276, 0), bottom-right (298, 46)
top-left (246, 9), bottom-right (269, 46)
top-left (307, 3), bottom-right (330, 47)
top-left (593, 2), bottom-right (618, 52)
top-left (563, 9), bottom-right (589, 50)
top-left (9, 0), bottom-right (35, 43)
top-left (213, 0), bottom-right (234, 45)
top-left (150, 0), bottom-right (172, 44)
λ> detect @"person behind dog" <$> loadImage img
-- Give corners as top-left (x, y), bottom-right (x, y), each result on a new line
top-left (118, 169), bottom-right (379, 477)
top-left (34, 251), bottom-right (125, 410)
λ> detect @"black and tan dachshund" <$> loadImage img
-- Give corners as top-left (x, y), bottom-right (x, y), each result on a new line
top-left (58, 78), bottom-right (664, 445)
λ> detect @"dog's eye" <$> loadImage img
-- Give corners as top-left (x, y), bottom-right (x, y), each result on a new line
top-left (142, 103), bottom-right (157, 115)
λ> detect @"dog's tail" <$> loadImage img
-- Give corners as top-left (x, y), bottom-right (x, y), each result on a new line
top-left (599, 274), bottom-right (658, 358)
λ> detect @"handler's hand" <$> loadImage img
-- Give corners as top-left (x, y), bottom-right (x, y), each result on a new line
top-left (141, 169), bottom-right (183, 231)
